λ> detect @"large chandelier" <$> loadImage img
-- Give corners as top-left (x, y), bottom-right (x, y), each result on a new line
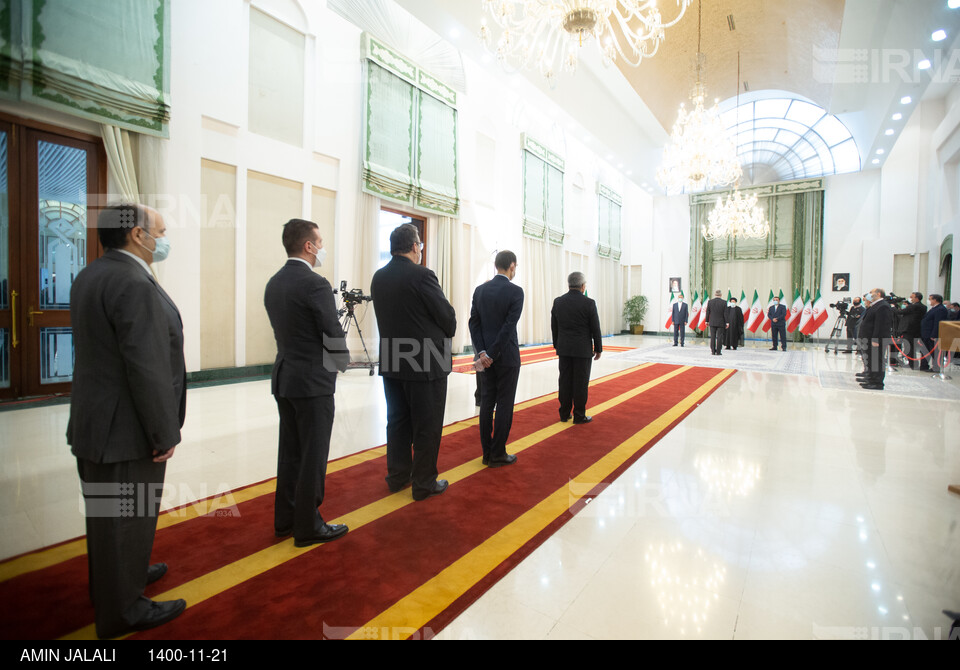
top-left (656, 1), bottom-right (741, 194)
top-left (702, 189), bottom-right (770, 241)
top-left (479, 0), bottom-right (691, 84)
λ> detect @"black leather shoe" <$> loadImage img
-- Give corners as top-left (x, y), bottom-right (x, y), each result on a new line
top-left (413, 479), bottom-right (448, 501)
top-left (387, 477), bottom-right (412, 494)
top-left (769, 347), bottom-right (777, 351)
top-left (573, 416), bottom-right (593, 425)
top-left (103, 599), bottom-right (187, 638)
top-left (860, 384), bottom-right (884, 390)
top-left (294, 523), bottom-right (348, 547)
top-left (275, 527), bottom-right (292, 538)
top-left (481, 454), bottom-right (489, 465)
top-left (559, 415), bottom-right (571, 423)
top-left (487, 454), bottom-right (517, 468)
top-left (146, 562), bottom-right (168, 585)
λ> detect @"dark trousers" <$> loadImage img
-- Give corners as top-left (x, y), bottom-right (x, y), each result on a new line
top-left (478, 364), bottom-right (520, 460)
top-left (919, 337), bottom-right (940, 372)
top-left (77, 456), bottom-right (166, 639)
top-left (710, 326), bottom-right (725, 354)
top-left (383, 376), bottom-right (448, 497)
top-left (673, 322), bottom-right (685, 345)
top-left (558, 355), bottom-right (592, 421)
top-left (275, 394), bottom-right (335, 539)
top-left (771, 323), bottom-right (787, 350)
top-left (862, 340), bottom-right (887, 385)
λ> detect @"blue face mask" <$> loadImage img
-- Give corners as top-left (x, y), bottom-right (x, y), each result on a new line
top-left (141, 231), bottom-right (171, 263)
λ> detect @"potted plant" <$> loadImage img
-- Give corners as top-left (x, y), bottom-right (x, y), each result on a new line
top-left (623, 295), bottom-right (648, 335)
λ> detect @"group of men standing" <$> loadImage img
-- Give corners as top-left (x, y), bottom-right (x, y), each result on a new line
top-left (67, 213), bottom-right (603, 639)
top-left (670, 290), bottom-right (750, 354)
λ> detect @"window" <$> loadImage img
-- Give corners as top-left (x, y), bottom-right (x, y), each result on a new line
top-left (522, 135), bottom-right (564, 245)
top-left (597, 184), bottom-right (622, 261)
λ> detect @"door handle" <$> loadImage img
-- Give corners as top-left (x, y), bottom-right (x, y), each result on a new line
top-left (28, 306), bottom-right (43, 327)
top-left (10, 290), bottom-right (16, 349)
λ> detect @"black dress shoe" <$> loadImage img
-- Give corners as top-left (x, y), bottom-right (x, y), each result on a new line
top-left (103, 599), bottom-right (187, 638)
top-left (559, 415), bottom-right (571, 423)
top-left (146, 562), bottom-right (168, 585)
top-left (573, 416), bottom-right (593, 424)
top-left (413, 479), bottom-right (448, 501)
top-left (294, 523), bottom-right (349, 547)
top-left (387, 477), bottom-right (413, 494)
top-left (275, 527), bottom-right (292, 538)
top-left (860, 382), bottom-right (884, 390)
top-left (487, 454), bottom-right (517, 468)
top-left (769, 347), bottom-right (777, 351)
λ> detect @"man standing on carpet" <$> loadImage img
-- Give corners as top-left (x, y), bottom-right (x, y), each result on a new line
top-left (264, 219), bottom-right (350, 546)
top-left (551, 272), bottom-right (602, 424)
top-left (371, 224), bottom-right (457, 500)
top-left (68, 203), bottom-right (187, 639)
top-left (705, 290), bottom-right (729, 356)
top-left (857, 288), bottom-right (893, 390)
top-left (672, 293), bottom-right (689, 347)
top-left (469, 250), bottom-right (523, 468)
top-left (768, 295), bottom-right (788, 352)
top-left (724, 296), bottom-right (745, 350)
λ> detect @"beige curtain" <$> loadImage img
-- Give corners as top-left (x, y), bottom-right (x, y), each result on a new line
top-left (434, 215), bottom-right (472, 354)
top-left (352, 192), bottom-right (382, 356)
top-left (593, 256), bottom-right (623, 336)
top-left (101, 125), bottom-right (140, 202)
top-left (518, 237), bottom-right (565, 346)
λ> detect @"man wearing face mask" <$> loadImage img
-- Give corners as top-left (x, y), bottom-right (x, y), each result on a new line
top-left (264, 219), bottom-right (351, 546)
top-left (895, 292), bottom-right (926, 369)
top-left (919, 294), bottom-right (949, 373)
top-left (856, 288), bottom-right (893, 390)
top-left (68, 203), bottom-right (187, 638)
top-left (768, 295), bottom-right (788, 351)
top-left (846, 296), bottom-right (864, 343)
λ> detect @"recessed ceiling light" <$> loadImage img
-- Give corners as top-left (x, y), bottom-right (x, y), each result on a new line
top-left (892, 113), bottom-right (902, 121)
top-left (950, 0), bottom-right (960, 10)
top-left (918, 59), bottom-right (932, 70)
top-left (885, 129), bottom-right (895, 135)
top-left (872, 158), bottom-right (880, 164)
top-left (877, 149), bottom-right (885, 155)
top-left (932, 29), bottom-right (947, 41)
top-left (901, 96), bottom-right (913, 105)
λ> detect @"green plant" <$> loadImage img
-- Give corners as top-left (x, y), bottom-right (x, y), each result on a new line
top-left (622, 295), bottom-right (649, 327)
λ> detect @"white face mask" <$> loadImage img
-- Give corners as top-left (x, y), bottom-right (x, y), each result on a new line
top-left (140, 230), bottom-right (171, 263)
top-left (308, 242), bottom-right (326, 268)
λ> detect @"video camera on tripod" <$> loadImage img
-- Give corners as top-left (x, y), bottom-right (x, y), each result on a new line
top-left (829, 301), bottom-right (849, 315)
top-left (334, 280), bottom-right (372, 314)
top-left (333, 280), bottom-right (376, 375)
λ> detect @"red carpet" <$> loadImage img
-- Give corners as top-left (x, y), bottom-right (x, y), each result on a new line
top-left (451, 344), bottom-right (635, 373)
top-left (0, 363), bottom-right (733, 640)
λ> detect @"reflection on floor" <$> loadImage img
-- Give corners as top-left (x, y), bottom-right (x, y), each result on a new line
top-left (2, 334), bottom-right (959, 639)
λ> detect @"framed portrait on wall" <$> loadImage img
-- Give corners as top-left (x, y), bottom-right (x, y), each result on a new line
top-left (833, 273), bottom-right (850, 292)
top-left (669, 277), bottom-right (682, 294)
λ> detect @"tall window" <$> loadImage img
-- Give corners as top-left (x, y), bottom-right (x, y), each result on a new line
top-left (597, 184), bottom-right (621, 261)
top-left (522, 135), bottom-right (564, 245)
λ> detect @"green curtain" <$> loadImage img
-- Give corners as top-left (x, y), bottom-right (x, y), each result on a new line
top-left (521, 134), bottom-right (564, 244)
top-left (597, 185), bottom-right (621, 261)
top-left (0, 0), bottom-right (170, 136)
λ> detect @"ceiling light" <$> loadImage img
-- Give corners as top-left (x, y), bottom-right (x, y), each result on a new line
top-left (877, 149), bottom-right (885, 155)
top-left (885, 129), bottom-right (895, 135)
top-left (950, 0), bottom-right (960, 10)
top-left (703, 190), bottom-right (769, 242)
top-left (932, 29), bottom-right (947, 41)
top-left (872, 159), bottom-right (880, 164)
top-left (918, 59), bottom-right (932, 70)
top-left (901, 96), bottom-right (912, 105)
top-left (479, 0), bottom-right (691, 84)
top-left (892, 113), bottom-right (902, 121)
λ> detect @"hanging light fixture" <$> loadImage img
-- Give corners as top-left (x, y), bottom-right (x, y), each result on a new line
top-left (701, 52), bottom-right (769, 242)
top-left (656, 0), bottom-right (741, 194)
top-left (479, 0), bottom-right (691, 85)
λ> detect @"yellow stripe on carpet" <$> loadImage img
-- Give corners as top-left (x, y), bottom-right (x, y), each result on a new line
top-left (346, 368), bottom-right (736, 639)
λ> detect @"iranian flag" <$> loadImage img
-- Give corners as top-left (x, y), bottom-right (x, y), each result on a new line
top-left (698, 292), bottom-right (710, 331)
top-left (797, 290), bottom-right (814, 335)
top-left (739, 289), bottom-right (749, 316)
top-left (746, 290), bottom-right (764, 333)
top-left (688, 291), bottom-right (702, 331)
top-left (664, 292), bottom-right (675, 330)
top-left (803, 291), bottom-right (829, 335)
top-left (787, 289), bottom-right (805, 333)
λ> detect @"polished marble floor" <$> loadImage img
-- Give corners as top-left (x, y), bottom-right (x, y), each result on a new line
top-left (2, 334), bottom-right (959, 639)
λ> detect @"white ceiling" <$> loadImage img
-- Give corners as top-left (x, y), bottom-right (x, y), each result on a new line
top-left (394, 0), bottom-right (960, 192)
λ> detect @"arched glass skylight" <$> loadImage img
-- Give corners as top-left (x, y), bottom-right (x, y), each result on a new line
top-left (719, 95), bottom-right (861, 183)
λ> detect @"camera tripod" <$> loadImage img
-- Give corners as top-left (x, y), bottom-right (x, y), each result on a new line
top-left (339, 302), bottom-right (376, 376)
top-left (824, 312), bottom-right (858, 355)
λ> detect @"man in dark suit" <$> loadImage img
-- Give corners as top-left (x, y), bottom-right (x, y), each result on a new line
top-left (672, 294), bottom-right (689, 347)
top-left (768, 295), bottom-right (788, 351)
top-left (920, 294), bottom-right (949, 373)
top-left (896, 292), bottom-right (926, 369)
top-left (469, 250), bottom-right (523, 467)
top-left (856, 288), bottom-right (894, 389)
top-left (846, 296), bottom-right (864, 343)
top-left (371, 224), bottom-right (457, 500)
top-left (724, 297), bottom-right (745, 350)
top-left (264, 219), bottom-right (350, 547)
top-left (704, 290), bottom-right (728, 356)
top-left (67, 204), bottom-right (186, 639)
top-left (551, 272), bottom-right (602, 424)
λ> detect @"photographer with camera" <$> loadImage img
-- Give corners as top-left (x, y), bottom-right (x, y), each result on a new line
top-left (856, 288), bottom-right (893, 390)
top-left (895, 292), bottom-right (926, 369)
top-left (846, 296), bottom-right (864, 341)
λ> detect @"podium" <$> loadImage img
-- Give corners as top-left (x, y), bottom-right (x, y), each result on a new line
top-left (941, 321), bottom-right (960, 497)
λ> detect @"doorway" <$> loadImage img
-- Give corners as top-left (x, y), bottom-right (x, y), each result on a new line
top-left (378, 207), bottom-right (426, 269)
top-left (0, 114), bottom-right (105, 400)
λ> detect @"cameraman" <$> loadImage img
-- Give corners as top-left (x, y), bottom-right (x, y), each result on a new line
top-left (857, 288), bottom-right (893, 390)
top-left (846, 296), bottom-right (864, 341)
top-left (895, 292), bottom-right (926, 369)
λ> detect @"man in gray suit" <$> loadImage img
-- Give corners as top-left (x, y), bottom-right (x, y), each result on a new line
top-left (68, 203), bottom-right (187, 639)
top-left (551, 272), bottom-right (603, 424)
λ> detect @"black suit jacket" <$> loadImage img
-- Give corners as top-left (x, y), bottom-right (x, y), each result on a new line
top-left (371, 255), bottom-right (457, 381)
top-left (672, 301), bottom-right (689, 326)
top-left (920, 303), bottom-right (948, 340)
top-left (468, 274), bottom-right (524, 368)
top-left (264, 259), bottom-right (350, 398)
top-left (551, 290), bottom-right (602, 358)
top-left (705, 297), bottom-right (728, 327)
top-left (67, 250), bottom-right (186, 463)
top-left (898, 301), bottom-right (926, 338)
top-left (860, 301), bottom-right (894, 340)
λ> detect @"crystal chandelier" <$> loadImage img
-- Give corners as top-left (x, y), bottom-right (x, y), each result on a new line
top-left (656, 1), bottom-right (741, 194)
top-left (479, 0), bottom-right (691, 84)
top-left (702, 189), bottom-right (770, 241)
